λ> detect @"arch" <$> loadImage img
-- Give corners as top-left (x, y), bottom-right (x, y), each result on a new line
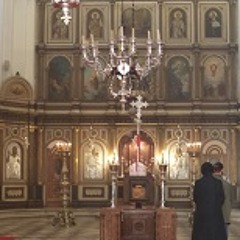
top-left (1, 73), bottom-right (33, 101)
top-left (201, 139), bottom-right (227, 169)
top-left (80, 139), bottom-right (106, 181)
top-left (118, 130), bottom-right (154, 171)
top-left (202, 139), bottom-right (227, 155)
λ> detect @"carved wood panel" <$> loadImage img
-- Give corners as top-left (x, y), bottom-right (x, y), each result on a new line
top-left (121, 209), bottom-right (155, 240)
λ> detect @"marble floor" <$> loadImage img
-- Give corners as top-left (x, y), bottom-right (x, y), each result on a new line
top-left (0, 208), bottom-right (239, 240)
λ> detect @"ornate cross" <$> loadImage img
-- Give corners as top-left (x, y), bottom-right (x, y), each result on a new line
top-left (130, 95), bottom-right (148, 126)
top-left (130, 95), bottom-right (148, 167)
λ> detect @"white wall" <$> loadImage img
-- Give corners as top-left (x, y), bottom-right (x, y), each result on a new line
top-left (0, 0), bottom-right (36, 92)
top-left (0, 0), bottom-right (3, 83)
top-left (238, 1), bottom-right (240, 102)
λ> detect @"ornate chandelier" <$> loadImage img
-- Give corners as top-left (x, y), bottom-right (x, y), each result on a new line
top-left (186, 141), bottom-right (202, 158)
top-left (186, 128), bottom-right (202, 158)
top-left (52, 0), bottom-right (80, 25)
top-left (82, 0), bottom-right (162, 110)
top-left (82, 27), bottom-right (162, 109)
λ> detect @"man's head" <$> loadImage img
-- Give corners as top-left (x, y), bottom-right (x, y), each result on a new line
top-left (201, 162), bottom-right (214, 176)
top-left (212, 161), bottom-right (224, 174)
top-left (12, 146), bottom-right (18, 155)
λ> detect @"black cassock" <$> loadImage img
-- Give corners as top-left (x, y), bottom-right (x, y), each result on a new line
top-left (192, 175), bottom-right (227, 240)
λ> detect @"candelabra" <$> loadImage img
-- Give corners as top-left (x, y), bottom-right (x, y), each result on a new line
top-left (186, 140), bottom-right (201, 225)
top-left (52, 142), bottom-right (75, 227)
top-left (158, 162), bottom-right (168, 208)
top-left (52, 0), bottom-right (80, 25)
top-left (82, 27), bottom-right (162, 110)
top-left (109, 161), bottom-right (119, 208)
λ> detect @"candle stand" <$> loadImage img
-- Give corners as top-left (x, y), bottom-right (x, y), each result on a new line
top-left (158, 163), bottom-right (168, 208)
top-left (109, 162), bottom-right (119, 208)
top-left (52, 142), bottom-right (75, 227)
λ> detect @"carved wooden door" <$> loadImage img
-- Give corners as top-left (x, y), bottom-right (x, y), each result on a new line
top-left (119, 130), bottom-right (154, 173)
top-left (45, 146), bottom-right (62, 207)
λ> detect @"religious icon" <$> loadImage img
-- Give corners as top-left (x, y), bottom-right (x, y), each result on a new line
top-left (83, 67), bottom-right (108, 101)
top-left (169, 9), bottom-right (187, 39)
top-left (83, 142), bottom-right (104, 180)
top-left (51, 10), bottom-right (69, 40)
top-left (6, 143), bottom-right (22, 180)
top-left (132, 184), bottom-right (146, 199)
top-left (167, 56), bottom-right (191, 101)
top-left (203, 56), bottom-right (226, 100)
top-left (169, 143), bottom-right (190, 180)
top-left (205, 9), bottom-right (222, 38)
top-left (123, 7), bottom-right (151, 38)
top-left (87, 9), bottom-right (104, 40)
top-left (48, 56), bottom-right (72, 102)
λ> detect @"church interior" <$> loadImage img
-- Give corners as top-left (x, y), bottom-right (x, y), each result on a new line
top-left (0, 0), bottom-right (240, 239)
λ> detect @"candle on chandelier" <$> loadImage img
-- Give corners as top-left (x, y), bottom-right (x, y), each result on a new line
top-left (157, 29), bottom-right (161, 41)
top-left (82, 35), bottom-right (86, 45)
top-left (132, 28), bottom-right (135, 39)
top-left (119, 26), bottom-right (124, 38)
top-left (148, 30), bottom-right (151, 40)
top-left (90, 34), bottom-right (94, 43)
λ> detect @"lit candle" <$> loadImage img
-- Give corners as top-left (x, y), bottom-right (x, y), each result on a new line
top-left (132, 28), bottom-right (135, 38)
top-left (120, 26), bottom-right (124, 38)
top-left (148, 30), bottom-right (151, 40)
top-left (113, 152), bottom-right (116, 162)
top-left (82, 35), bottom-right (85, 45)
top-left (161, 153), bottom-right (164, 164)
top-left (68, 142), bottom-right (72, 150)
top-left (157, 29), bottom-right (161, 41)
top-left (90, 34), bottom-right (94, 43)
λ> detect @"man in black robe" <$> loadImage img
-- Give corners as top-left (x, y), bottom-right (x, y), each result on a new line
top-left (192, 162), bottom-right (227, 240)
